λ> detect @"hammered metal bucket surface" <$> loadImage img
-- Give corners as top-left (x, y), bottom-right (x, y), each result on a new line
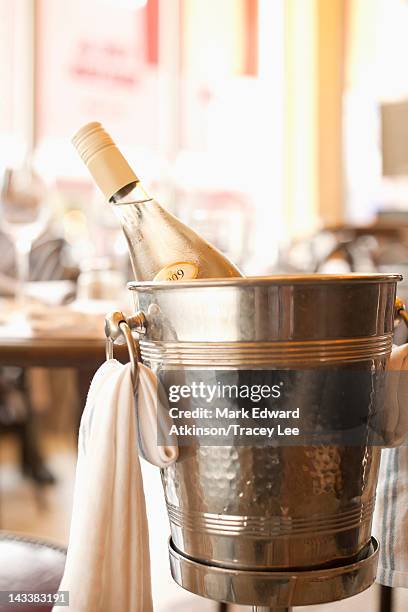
top-left (129, 274), bottom-right (400, 571)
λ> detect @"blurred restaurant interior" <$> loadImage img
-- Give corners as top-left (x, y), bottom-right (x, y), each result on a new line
top-left (2, 1), bottom-right (408, 611)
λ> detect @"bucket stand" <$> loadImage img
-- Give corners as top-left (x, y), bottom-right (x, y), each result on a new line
top-left (169, 536), bottom-right (379, 610)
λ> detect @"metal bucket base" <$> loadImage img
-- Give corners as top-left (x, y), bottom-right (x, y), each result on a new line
top-left (168, 537), bottom-right (379, 607)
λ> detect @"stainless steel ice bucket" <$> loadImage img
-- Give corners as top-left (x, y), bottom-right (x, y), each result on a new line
top-left (128, 274), bottom-right (401, 571)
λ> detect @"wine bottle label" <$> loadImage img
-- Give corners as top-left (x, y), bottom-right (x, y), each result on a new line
top-left (154, 261), bottom-right (199, 281)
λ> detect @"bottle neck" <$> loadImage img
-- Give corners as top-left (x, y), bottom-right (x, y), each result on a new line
top-left (110, 181), bottom-right (153, 205)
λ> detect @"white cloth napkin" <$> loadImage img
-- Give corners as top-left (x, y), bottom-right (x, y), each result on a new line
top-left (136, 362), bottom-right (179, 467)
top-left (374, 343), bottom-right (408, 587)
top-left (380, 344), bottom-right (408, 447)
top-left (55, 359), bottom-right (177, 612)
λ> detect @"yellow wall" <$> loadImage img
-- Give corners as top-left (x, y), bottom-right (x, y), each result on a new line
top-left (316, 0), bottom-right (345, 226)
top-left (284, 0), bottom-right (345, 236)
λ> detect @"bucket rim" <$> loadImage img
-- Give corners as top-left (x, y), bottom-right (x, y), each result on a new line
top-left (127, 273), bottom-right (403, 291)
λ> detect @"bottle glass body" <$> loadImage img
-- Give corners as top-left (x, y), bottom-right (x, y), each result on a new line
top-left (111, 182), bottom-right (242, 281)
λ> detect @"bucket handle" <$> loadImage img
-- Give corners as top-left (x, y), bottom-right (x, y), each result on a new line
top-left (395, 297), bottom-right (408, 329)
top-left (104, 310), bottom-right (147, 387)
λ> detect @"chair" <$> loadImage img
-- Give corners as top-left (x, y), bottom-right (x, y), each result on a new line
top-left (0, 532), bottom-right (66, 612)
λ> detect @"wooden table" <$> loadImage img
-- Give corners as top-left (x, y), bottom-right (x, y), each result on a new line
top-left (0, 334), bottom-right (110, 429)
top-left (0, 305), bottom-right (127, 482)
top-left (0, 330), bottom-right (128, 413)
top-left (0, 303), bottom-right (128, 397)
top-left (0, 335), bottom-right (108, 369)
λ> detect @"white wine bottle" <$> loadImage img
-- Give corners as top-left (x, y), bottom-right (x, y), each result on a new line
top-left (72, 122), bottom-right (242, 281)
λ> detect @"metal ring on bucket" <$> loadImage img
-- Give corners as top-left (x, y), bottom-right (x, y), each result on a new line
top-left (104, 310), bottom-right (144, 388)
